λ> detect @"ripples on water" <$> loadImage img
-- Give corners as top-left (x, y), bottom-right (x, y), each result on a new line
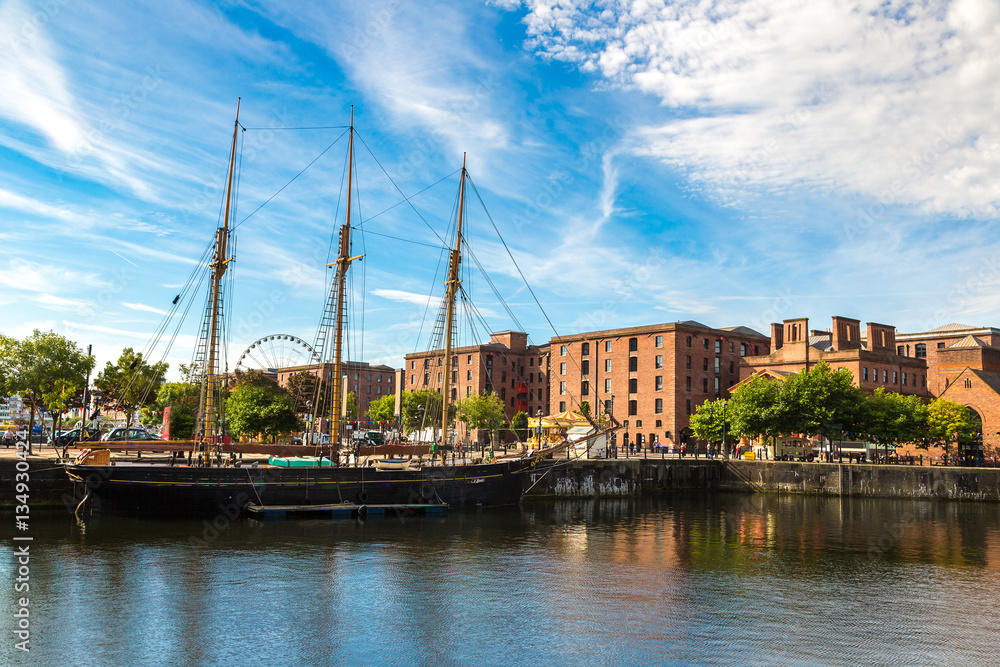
top-left (3, 495), bottom-right (1000, 666)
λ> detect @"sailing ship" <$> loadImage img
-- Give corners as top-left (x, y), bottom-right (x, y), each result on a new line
top-left (65, 103), bottom-right (571, 516)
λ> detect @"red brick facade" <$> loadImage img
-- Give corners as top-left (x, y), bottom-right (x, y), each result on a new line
top-left (275, 361), bottom-right (399, 415)
top-left (740, 316), bottom-right (930, 398)
top-left (550, 321), bottom-right (770, 452)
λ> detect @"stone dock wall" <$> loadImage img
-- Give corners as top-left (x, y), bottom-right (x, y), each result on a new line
top-left (524, 458), bottom-right (1000, 502)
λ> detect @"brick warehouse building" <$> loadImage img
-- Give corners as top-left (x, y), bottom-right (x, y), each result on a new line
top-left (549, 321), bottom-right (770, 452)
top-left (894, 323), bottom-right (1000, 458)
top-left (404, 331), bottom-right (551, 443)
top-left (275, 361), bottom-right (400, 417)
top-left (740, 316), bottom-right (931, 398)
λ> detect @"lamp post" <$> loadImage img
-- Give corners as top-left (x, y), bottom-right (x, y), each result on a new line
top-left (536, 409), bottom-right (543, 453)
top-left (721, 399), bottom-right (728, 460)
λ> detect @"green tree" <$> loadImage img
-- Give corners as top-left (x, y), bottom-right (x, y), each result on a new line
top-left (401, 389), bottom-right (443, 431)
top-left (858, 388), bottom-right (928, 458)
top-left (728, 374), bottom-right (785, 453)
top-left (286, 371), bottom-right (327, 415)
top-left (0, 330), bottom-right (94, 453)
top-left (511, 410), bottom-right (529, 441)
top-left (780, 362), bottom-right (864, 442)
top-left (226, 383), bottom-right (302, 442)
top-left (95, 348), bottom-right (168, 431)
top-left (367, 394), bottom-right (396, 423)
top-left (690, 398), bottom-right (729, 449)
top-left (149, 380), bottom-right (200, 439)
top-left (924, 397), bottom-right (976, 456)
top-left (455, 392), bottom-right (505, 429)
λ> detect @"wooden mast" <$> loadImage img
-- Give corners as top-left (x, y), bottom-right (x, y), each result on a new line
top-left (203, 98), bottom-right (240, 467)
top-left (328, 106), bottom-right (364, 452)
top-left (440, 153), bottom-right (467, 458)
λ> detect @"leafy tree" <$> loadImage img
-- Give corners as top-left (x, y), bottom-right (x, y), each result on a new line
top-left (780, 362), bottom-right (864, 443)
top-left (150, 381), bottom-right (200, 439)
top-left (367, 394), bottom-right (396, 423)
top-left (226, 383), bottom-right (302, 442)
top-left (95, 348), bottom-right (168, 431)
top-left (455, 392), bottom-right (505, 429)
top-left (0, 330), bottom-right (94, 453)
top-left (924, 398), bottom-right (976, 456)
top-left (858, 388), bottom-right (928, 457)
top-left (728, 374), bottom-right (785, 453)
top-left (690, 398), bottom-right (730, 449)
top-left (401, 389), bottom-right (443, 431)
top-left (511, 410), bottom-right (529, 440)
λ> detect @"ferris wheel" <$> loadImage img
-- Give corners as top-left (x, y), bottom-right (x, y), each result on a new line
top-left (235, 334), bottom-right (320, 373)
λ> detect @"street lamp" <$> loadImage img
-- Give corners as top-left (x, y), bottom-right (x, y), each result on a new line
top-left (536, 409), bottom-right (543, 451)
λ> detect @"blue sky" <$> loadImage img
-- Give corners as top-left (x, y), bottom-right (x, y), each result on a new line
top-left (1, 0), bottom-right (999, 378)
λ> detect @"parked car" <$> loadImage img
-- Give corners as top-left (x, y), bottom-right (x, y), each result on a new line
top-left (51, 427), bottom-right (102, 447)
top-left (101, 427), bottom-right (164, 442)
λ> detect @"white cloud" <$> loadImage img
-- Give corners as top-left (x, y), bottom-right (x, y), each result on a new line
top-left (515, 0), bottom-right (1000, 218)
top-left (122, 302), bottom-right (172, 316)
top-left (373, 288), bottom-right (442, 309)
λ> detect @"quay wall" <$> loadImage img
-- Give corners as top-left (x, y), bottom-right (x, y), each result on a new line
top-left (525, 458), bottom-right (1000, 502)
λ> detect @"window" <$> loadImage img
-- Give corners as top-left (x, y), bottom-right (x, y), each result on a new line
top-left (897, 345), bottom-right (905, 355)
top-left (686, 377), bottom-right (691, 392)
top-left (686, 336), bottom-right (692, 347)
top-left (354, 372), bottom-right (359, 380)
top-left (604, 399), bottom-right (612, 414)
top-left (559, 401), bottom-right (566, 412)
top-left (438, 358), bottom-right (442, 366)
top-left (411, 360), bottom-right (416, 369)
top-left (424, 359), bottom-right (430, 368)
top-left (410, 374), bottom-right (415, 385)
top-left (863, 367), bottom-right (868, 381)
top-left (486, 354), bottom-right (493, 366)
top-left (655, 335), bottom-right (663, 348)
top-left (560, 345), bottom-right (567, 356)
top-left (922, 375), bottom-right (926, 387)
top-left (605, 378), bottom-right (612, 393)
top-left (628, 400), bottom-right (637, 416)
top-left (438, 372), bottom-right (442, 382)
top-left (581, 360), bottom-right (590, 375)
top-left (501, 388), bottom-right (506, 399)
top-left (714, 377), bottom-right (720, 396)
top-left (686, 399), bottom-right (691, 415)
top-left (605, 340), bottom-right (612, 352)
top-left (559, 381), bottom-right (566, 395)
top-left (635, 420), bottom-right (642, 429)
top-left (560, 362), bottom-right (567, 375)
top-left (582, 342), bottom-right (590, 355)
top-left (605, 359), bottom-right (612, 373)
top-left (703, 378), bottom-right (709, 393)
top-left (715, 340), bottom-right (721, 354)
top-left (528, 372), bottom-right (533, 383)
top-left (466, 386), bottom-right (472, 397)
top-left (451, 371), bottom-right (457, 382)
top-left (655, 355), bottom-right (663, 369)
top-left (703, 338), bottom-right (709, 349)
top-left (424, 373), bottom-right (429, 385)
top-left (729, 360), bottom-right (734, 374)
top-left (530, 358), bottom-right (534, 366)
top-left (740, 343), bottom-right (747, 357)
top-left (581, 381), bottom-right (590, 395)
top-left (882, 370), bottom-right (888, 383)
top-left (902, 372), bottom-right (907, 385)
top-left (686, 355), bottom-right (691, 370)
top-left (655, 376), bottom-right (663, 391)
top-left (629, 357), bottom-right (638, 372)
top-left (893, 371), bottom-right (898, 384)
top-left (629, 337), bottom-right (638, 352)
top-left (729, 342), bottom-right (734, 353)
top-left (629, 378), bottom-right (638, 394)
top-left (714, 357), bottom-right (720, 374)
top-left (656, 420), bottom-right (662, 428)
top-left (915, 344), bottom-right (927, 359)
top-left (703, 358), bottom-right (708, 371)
top-left (965, 377), bottom-right (973, 389)
top-left (754, 345), bottom-right (759, 355)
top-left (538, 373), bottom-right (545, 382)
top-left (464, 369), bottom-right (472, 381)
top-left (937, 342), bottom-right (945, 349)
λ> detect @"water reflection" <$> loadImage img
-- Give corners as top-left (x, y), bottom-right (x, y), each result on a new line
top-left (3, 495), bottom-right (1000, 666)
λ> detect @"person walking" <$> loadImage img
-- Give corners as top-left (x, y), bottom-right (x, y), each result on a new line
top-left (3, 429), bottom-right (13, 448)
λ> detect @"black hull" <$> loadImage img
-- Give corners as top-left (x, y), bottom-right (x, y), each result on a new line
top-left (65, 459), bottom-right (538, 516)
